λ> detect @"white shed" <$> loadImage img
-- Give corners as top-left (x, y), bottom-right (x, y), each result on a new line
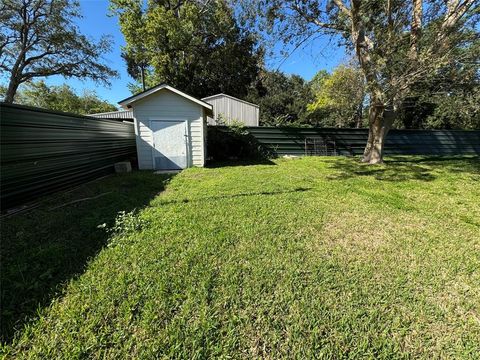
top-left (119, 84), bottom-right (213, 170)
top-left (202, 93), bottom-right (259, 126)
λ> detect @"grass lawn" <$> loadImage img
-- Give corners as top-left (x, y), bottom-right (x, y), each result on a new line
top-left (1, 156), bottom-right (479, 358)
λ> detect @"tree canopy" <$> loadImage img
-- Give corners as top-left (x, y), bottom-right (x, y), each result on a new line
top-left (110, 0), bottom-right (262, 98)
top-left (246, 70), bottom-right (315, 126)
top-left (0, 81), bottom-right (118, 114)
top-left (0, 0), bottom-right (118, 103)
top-left (308, 65), bottom-right (365, 128)
top-left (240, 0), bottom-right (478, 163)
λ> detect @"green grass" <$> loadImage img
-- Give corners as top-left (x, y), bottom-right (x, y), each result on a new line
top-left (1, 156), bottom-right (480, 358)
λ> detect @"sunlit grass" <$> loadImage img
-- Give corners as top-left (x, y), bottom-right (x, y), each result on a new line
top-left (2, 156), bottom-right (479, 358)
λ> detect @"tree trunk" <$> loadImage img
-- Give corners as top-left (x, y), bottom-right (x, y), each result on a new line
top-left (355, 102), bottom-right (363, 128)
top-left (362, 101), bottom-right (392, 164)
top-left (410, 0), bottom-right (423, 58)
top-left (4, 77), bottom-right (20, 104)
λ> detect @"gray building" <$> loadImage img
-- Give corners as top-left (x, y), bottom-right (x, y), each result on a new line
top-left (89, 109), bottom-right (133, 120)
top-left (201, 94), bottom-right (259, 126)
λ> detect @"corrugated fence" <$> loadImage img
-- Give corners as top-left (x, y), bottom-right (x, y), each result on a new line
top-left (1, 103), bottom-right (137, 208)
top-left (212, 126), bottom-right (480, 157)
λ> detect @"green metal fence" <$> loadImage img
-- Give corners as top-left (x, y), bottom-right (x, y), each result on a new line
top-left (1, 103), bottom-right (137, 208)
top-left (211, 126), bottom-right (480, 157)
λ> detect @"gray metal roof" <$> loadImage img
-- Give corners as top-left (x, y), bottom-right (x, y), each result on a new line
top-left (89, 110), bottom-right (133, 120)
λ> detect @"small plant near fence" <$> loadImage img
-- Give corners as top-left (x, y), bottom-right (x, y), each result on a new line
top-left (98, 209), bottom-right (149, 248)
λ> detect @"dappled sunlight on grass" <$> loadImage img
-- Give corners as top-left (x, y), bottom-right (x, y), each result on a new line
top-left (2, 156), bottom-right (479, 358)
top-left (327, 155), bottom-right (479, 182)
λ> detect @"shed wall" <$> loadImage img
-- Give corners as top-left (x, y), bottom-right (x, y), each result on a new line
top-left (204, 95), bottom-right (259, 126)
top-left (132, 90), bottom-right (205, 169)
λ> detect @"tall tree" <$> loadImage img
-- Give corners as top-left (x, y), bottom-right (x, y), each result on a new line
top-left (241, 0), bottom-right (478, 163)
top-left (0, 0), bottom-right (117, 103)
top-left (246, 70), bottom-right (315, 126)
top-left (110, 0), bottom-right (262, 98)
top-left (308, 65), bottom-right (365, 128)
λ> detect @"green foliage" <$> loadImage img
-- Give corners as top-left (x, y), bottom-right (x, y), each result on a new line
top-left (401, 37), bottom-right (480, 130)
top-left (1, 81), bottom-right (118, 114)
top-left (110, 0), bottom-right (262, 98)
top-left (0, 0), bottom-right (117, 102)
top-left (107, 210), bottom-right (148, 237)
top-left (2, 157), bottom-right (480, 357)
top-left (309, 70), bottom-right (329, 94)
top-left (308, 65), bottom-right (366, 128)
top-left (423, 89), bottom-right (480, 129)
top-left (246, 70), bottom-right (315, 126)
top-left (207, 125), bottom-right (274, 161)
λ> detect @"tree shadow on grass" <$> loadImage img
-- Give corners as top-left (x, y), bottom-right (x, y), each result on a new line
top-left (156, 187), bottom-right (312, 205)
top-left (0, 171), bottom-right (173, 344)
top-left (327, 156), bottom-right (480, 182)
top-left (206, 158), bottom-right (276, 168)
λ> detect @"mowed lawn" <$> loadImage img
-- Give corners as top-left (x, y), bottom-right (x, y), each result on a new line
top-left (2, 156), bottom-right (480, 358)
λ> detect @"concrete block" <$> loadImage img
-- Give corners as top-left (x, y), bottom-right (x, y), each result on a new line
top-left (115, 161), bottom-right (132, 173)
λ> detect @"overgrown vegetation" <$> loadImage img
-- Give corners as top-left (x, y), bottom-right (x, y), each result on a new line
top-left (0, 81), bottom-right (117, 114)
top-left (2, 156), bottom-right (479, 358)
top-left (206, 125), bottom-right (274, 161)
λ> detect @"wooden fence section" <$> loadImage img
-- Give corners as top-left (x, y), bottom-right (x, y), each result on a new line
top-left (1, 103), bottom-right (137, 208)
top-left (215, 126), bottom-right (480, 157)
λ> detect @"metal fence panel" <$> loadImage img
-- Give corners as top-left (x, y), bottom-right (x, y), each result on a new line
top-left (1, 103), bottom-right (137, 208)
top-left (212, 126), bottom-right (480, 157)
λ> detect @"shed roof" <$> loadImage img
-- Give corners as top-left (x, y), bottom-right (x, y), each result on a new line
top-left (201, 93), bottom-right (260, 108)
top-left (89, 109), bottom-right (133, 120)
top-left (118, 84), bottom-right (213, 111)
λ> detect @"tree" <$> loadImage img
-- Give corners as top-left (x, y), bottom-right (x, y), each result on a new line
top-left (1, 81), bottom-right (118, 114)
top-left (110, 0), bottom-right (262, 99)
top-left (246, 70), bottom-right (315, 126)
top-left (423, 89), bottom-right (480, 129)
top-left (241, 0), bottom-right (478, 163)
top-left (0, 0), bottom-right (117, 103)
top-left (308, 65), bottom-right (365, 128)
top-left (401, 35), bottom-right (480, 129)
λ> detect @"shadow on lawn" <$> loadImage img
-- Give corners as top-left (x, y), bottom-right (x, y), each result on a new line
top-left (327, 156), bottom-right (480, 182)
top-left (156, 187), bottom-right (311, 205)
top-left (206, 158), bottom-right (276, 168)
top-left (0, 171), bottom-right (173, 344)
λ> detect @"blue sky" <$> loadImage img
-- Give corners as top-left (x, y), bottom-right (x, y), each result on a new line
top-left (45, 0), bottom-right (346, 105)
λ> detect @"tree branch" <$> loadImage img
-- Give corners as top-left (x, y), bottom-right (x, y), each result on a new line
top-left (289, 3), bottom-right (346, 31)
top-left (332, 0), bottom-right (350, 16)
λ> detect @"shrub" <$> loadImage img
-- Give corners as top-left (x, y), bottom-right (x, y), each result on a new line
top-left (207, 125), bottom-right (274, 162)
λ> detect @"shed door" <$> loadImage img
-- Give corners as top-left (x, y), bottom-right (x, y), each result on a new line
top-left (151, 120), bottom-right (188, 170)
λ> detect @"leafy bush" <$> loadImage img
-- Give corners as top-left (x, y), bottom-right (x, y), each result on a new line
top-left (207, 125), bottom-right (275, 162)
